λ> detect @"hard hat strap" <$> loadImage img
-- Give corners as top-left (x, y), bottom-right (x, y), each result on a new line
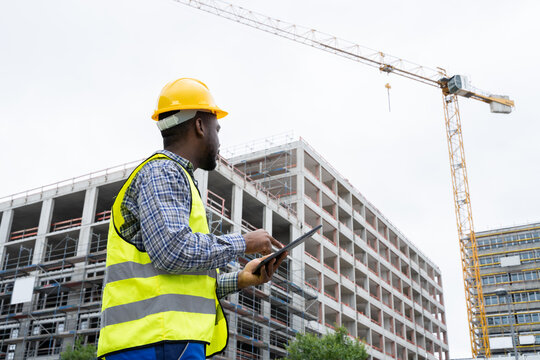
top-left (156, 110), bottom-right (198, 131)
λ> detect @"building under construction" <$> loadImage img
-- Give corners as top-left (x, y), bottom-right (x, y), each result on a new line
top-left (475, 223), bottom-right (540, 357)
top-left (0, 135), bottom-right (449, 360)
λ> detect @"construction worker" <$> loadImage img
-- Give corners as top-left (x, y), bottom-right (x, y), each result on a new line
top-left (97, 78), bottom-right (286, 359)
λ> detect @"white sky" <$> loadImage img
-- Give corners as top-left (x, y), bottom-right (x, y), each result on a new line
top-left (1, 0), bottom-right (539, 357)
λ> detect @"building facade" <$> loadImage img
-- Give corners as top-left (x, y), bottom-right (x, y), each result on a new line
top-left (0, 137), bottom-right (448, 360)
top-left (477, 223), bottom-right (540, 356)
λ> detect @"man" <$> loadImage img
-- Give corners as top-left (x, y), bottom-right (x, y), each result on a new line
top-left (97, 78), bottom-right (286, 359)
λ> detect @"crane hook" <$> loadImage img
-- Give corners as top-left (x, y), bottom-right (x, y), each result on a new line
top-left (385, 83), bottom-right (391, 112)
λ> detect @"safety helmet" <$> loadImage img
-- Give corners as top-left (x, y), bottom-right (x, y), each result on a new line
top-left (151, 78), bottom-right (228, 121)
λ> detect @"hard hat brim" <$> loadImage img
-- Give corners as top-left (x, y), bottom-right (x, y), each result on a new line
top-left (152, 106), bottom-right (228, 121)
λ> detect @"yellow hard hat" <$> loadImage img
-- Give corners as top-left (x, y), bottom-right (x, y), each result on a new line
top-left (151, 78), bottom-right (228, 121)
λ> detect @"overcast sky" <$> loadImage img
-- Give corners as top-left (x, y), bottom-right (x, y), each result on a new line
top-left (1, 0), bottom-right (539, 357)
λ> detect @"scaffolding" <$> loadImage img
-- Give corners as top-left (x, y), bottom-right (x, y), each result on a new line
top-left (226, 133), bottom-right (298, 217)
top-left (0, 209), bottom-right (109, 359)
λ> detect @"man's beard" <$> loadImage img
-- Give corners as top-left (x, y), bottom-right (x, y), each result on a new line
top-left (200, 151), bottom-right (218, 171)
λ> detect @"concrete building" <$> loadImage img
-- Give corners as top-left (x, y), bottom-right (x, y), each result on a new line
top-left (0, 136), bottom-right (448, 360)
top-left (476, 223), bottom-right (540, 356)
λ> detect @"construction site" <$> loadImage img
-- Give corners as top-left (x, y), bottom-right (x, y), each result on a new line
top-left (1, 0), bottom-right (538, 359)
top-left (0, 135), bottom-right (449, 359)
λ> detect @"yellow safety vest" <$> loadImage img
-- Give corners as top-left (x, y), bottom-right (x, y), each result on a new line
top-left (97, 153), bottom-right (228, 358)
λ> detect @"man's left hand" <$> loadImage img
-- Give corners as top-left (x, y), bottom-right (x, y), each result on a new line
top-left (237, 252), bottom-right (288, 289)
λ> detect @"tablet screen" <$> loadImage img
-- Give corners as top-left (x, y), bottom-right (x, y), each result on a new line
top-left (252, 224), bottom-right (322, 275)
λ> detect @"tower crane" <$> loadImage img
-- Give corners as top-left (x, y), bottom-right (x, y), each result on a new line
top-left (173, 0), bottom-right (515, 356)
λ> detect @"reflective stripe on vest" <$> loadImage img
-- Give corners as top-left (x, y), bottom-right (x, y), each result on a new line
top-left (104, 261), bottom-right (217, 283)
top-left (97, 154), bottom-right (228, 358)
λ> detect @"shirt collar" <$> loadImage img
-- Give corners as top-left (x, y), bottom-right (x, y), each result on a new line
top-left (156, 150), bottom-right (195, 177)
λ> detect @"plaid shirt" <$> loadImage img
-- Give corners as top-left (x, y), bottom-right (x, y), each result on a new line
top-left (118, 150), bottom-right (245, 298)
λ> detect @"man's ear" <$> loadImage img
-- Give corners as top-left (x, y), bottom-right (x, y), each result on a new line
top-left (194, 117), bottom-right (205, 137)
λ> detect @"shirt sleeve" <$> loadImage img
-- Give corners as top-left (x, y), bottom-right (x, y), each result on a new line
top-left (217, 271), bottom-right (240, 299)
top-left (137, 160), bottom-right (246, 273)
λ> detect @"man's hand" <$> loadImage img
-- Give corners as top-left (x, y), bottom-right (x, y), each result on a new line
top-left (243, 229), bottom-right (283, 255)
top-left (238, 252), bottom-right (288, 289)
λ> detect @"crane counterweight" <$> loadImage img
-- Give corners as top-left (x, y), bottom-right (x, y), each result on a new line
top-left (489, 95), bottom-right (513, 114)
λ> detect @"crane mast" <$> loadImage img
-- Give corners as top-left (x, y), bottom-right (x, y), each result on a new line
top-left (441, 93), bottom-right (490, 356)
top-left (175, 0), bottom-right (516, 356)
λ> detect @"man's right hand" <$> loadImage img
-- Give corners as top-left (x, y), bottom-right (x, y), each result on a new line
top-left (243, 229), bottom-right (283, 255)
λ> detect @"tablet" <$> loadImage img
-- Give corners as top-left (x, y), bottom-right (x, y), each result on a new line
top-left (252, 224), bottom-right (322, 275)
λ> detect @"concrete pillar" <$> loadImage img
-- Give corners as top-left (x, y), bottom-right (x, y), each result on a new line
top-left (0, 209), bottom-right (14, 264)
top-left (345, 191), bottom-right (352, 206)
top-left (289, 224), bottom-right (307, 334)
top-left (77, 187), bottom-right (98, 256)
top-left (13, 332), bottom-right (27, 359)
top-left (32, 199), bottom-right (54, 264)
top-left (261, 338), bottom-right (270, 359)
top-left (263, 206), bottom-right (272, 235)
top-left (226, 292), bottom-right (240, 358)
top-left (296, 147), bottom-right (305, 223)
top-left (262, 285), bottom-right (272, 358)
top-left (37, 199), bottom-right (53, 236)
top-left (231, 185), bottom-right (243, 233)
top-left (0, 209), bottom-right (13, 245)
top-left (290, 225), bottom-right (303, 274)
top-left (194, 169), bottom-right (209, 205)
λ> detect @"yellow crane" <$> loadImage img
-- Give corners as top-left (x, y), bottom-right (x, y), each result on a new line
top-left (174, 0), bottom-right (515, 356)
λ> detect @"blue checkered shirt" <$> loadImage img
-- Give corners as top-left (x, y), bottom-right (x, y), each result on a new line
top-left (118, 150), bottom-right (245, 298)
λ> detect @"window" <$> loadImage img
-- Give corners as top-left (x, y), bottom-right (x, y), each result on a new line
top-left (524, 271), bottom-right (538, 281)
top-left (480, 257), bottom-right (493, 266)
top-left (484, 295), bottom-right (497, 306)
top-left (517, 314), bottom-right (529, 324)
top-left (482, 274), bottom-right (509, 285)
top-left (477, 230), bottom-right (540, 249)
top-left (487, 315), bottom-right (510, 325)
top-left (511, 272), bottom-right (524, 281)
top-left (520, 250), bottom-right (537, 263)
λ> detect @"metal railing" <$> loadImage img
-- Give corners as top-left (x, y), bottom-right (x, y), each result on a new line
top-left (95, 210), bottom-right (111, 222)
top-left (9, 227), bottom-right (38, 241)
top-left (51, 218), bottom-right (82, 232)
top-left (0, 159), bottom-right (142, 206)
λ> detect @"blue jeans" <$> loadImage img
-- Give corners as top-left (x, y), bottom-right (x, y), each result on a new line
top-left (105, 342), bottom-right (205, 360)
